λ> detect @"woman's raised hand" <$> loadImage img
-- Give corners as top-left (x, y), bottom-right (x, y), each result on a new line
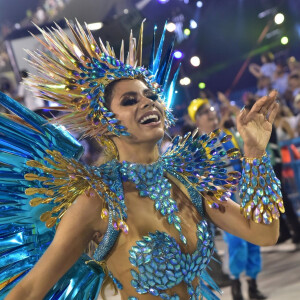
top-left (237, 90), bottom-right (279, 158)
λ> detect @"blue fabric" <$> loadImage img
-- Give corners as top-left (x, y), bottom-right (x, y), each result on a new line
top-left (224, 232), bottom-right (261, 279)
top-left (0, 92), bottom-right (104, 299)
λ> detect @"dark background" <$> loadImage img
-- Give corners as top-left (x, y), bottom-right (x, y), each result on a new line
top-left (1, 0), bottom-right (299, 105)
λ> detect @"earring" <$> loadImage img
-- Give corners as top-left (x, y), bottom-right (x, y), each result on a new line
top-left (97, 136), bottom-right (119, 160)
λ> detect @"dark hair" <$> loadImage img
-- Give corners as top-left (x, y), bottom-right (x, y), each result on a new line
top-left (289, 74), bottom-right (300, 80)
top-left (224, 119), bottom-right (235, 129)
top-left (181, 122), bottom-right (197, 136)
top-left (261, 52), bottom-right (274, 63)
top-left (103, 78), bottom-right (127, 109)
top-left (245, 99), bottom-right (256, 110)
top-left (103, 75), bottom-right (149, 109)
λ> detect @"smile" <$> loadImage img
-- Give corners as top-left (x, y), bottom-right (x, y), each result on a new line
top-left (139, 111), bottom-right (161, 125)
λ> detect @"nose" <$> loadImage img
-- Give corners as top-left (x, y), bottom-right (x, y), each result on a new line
top-left (140, 96), bottom-right (155, 109)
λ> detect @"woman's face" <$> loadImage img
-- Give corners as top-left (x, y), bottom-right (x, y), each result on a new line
top-left (109, 79), bottom-right (165, 144)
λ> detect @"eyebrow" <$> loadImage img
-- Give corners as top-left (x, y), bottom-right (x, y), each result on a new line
top-left (120, 89), bottom-right (154, 99)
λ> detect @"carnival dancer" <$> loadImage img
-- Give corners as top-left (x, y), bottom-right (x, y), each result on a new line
top-left (1, 20), bottom-right (283, 300)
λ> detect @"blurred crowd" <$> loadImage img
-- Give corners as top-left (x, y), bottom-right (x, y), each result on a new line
top-left (248, 53), bottom-right (300, 141)
top-left (0, 0), bottom-right (72, 39)
top-left (180, 53), bottom-right (300, 142)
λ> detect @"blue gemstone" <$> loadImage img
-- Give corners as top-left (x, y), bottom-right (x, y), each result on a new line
top-left (252, 167), bottom-right (258, 176)
top-left (130, 269), bottom-right (139, 280)
top-left (262, 196), bottom-right (269, 205)
top-left (265, 174), bottom-right (271, 184)
top-left (148, 280), bottom-right (156, 287)
top-left (136, 287), bottom-right (148, 294)
top-left (259, 177), bottom-right (265, 187)
top-left (251, 177), bottom-right (257, 187)
top-left (256, 188), bottom-right (264, 197)
top-left (131, 279), bottom-right (139, 288)
top-left (253, 158), bottom-right (260, 166)
top-left (272, 183), bottom-right (278, 191)
top-left (247, 187), bottom-right (254, 195)
top-left (259, 164), bottom-right (266, 174)
top-left (245, 163), bottom-right (251, 172)
top-left (253, 195), bottom-right (259, 205)
top-left (160, 293), bottom-right (171, 300)
top-left (129, 257), bottom-right (137, 267)
top-left (140, 273), bottom-right (147, 282)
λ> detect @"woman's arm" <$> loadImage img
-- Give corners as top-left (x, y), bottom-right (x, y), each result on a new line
top-left (249, 63), bottom-right (262, 78)
top-left (204, 196), bottom-right (279, 246)
top-left (218, 91), bottom-right (241, 116)
top-left (204, 90), bottom-right (281, 246)
top-left (281, 119), bottom-right (295, 139)
top-left (6, 192), bottom-right (105, 300)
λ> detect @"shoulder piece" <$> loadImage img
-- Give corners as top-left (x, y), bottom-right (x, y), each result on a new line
top-left (24, 150), bottom-right (124, 228)
top-left (162, 129), bottom-right (242, 209)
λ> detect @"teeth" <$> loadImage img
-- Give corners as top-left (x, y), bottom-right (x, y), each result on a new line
top-left (140, 114), bottom-right (159, 124)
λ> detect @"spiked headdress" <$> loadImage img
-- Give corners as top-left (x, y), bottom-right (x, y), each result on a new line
top-left (25, 20), bottom-right (180, 138)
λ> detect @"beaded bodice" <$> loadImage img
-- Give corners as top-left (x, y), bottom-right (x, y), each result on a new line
top-left (91, 157), bottom-right (219, 300)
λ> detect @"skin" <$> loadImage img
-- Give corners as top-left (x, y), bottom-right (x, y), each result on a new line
top-left (288, 76), bottom-right (300, 92)
top-left (6, 81), bottom-right (280, 300)
top-left (274, 107), bottom-right (295, 140)
top-left (195, 103), bottom-right (219, 134)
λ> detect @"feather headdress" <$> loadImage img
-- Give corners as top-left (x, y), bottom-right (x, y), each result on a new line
top-left (25, 20), bottom-right (180, 138)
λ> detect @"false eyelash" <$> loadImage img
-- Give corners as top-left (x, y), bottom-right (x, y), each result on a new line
top-left (121, 98), bottom-right (138, 106)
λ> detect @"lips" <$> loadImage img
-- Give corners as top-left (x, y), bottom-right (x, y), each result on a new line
top-left (138, 111), bottom-right (161, 125)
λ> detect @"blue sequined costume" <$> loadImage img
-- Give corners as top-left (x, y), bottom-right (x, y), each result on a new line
top-left (0, 91), bottom-right (241, 299)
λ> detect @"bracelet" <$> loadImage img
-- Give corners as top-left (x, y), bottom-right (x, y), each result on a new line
top-left (239, 152), bottom-right (284, 224)
top-left (243, 151), bottom-right (266, 164)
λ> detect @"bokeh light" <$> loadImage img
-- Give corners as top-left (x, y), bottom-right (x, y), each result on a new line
top-left (281, 36), bottom-right (289, 45)
top-left (87, 22), bottom-right (103, 31)
top-left (184, 28), bottom-right (191, 36)
top-left (274, 13), bottom-right (285, 25)
top-left (190, 20), bottom-right (198, 29)
top-left (180, 77), bottom-right (191, 86)
top-left (198, 82), bottom-right (206, 89)
top-left (196, 1), bottom-right (203, 8)
top-left (166, 22), bottom-right (176, 32)
top-left (190, 56), bottom-right (201, 67)
top-left (173, 50), bottom-right (183, 59)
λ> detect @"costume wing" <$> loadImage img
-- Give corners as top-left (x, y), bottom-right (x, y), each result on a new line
top-left (0, 92), bottom-right (109, 299)
top-left (162, 129), bottom-right (242, 209)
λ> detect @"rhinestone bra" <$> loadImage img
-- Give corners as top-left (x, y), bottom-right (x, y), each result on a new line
top-left (127, 220), bottom-right (217, 300)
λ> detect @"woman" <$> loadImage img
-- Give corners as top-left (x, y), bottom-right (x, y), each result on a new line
top-left (1, 21), bottom-right (282, 300)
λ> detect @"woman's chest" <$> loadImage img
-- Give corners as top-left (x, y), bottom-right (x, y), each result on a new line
top-left (123, 180), bottom-right (202, 251)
